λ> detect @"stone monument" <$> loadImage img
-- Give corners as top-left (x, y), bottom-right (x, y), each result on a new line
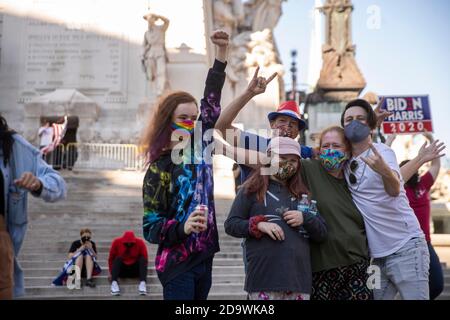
top-left (207, 0), bottom-right (285, 129)
top-left (305, 0), bottom-right (366, 145)
top-left (0, 0), bottom-right (286, 197)
top-left (316, 0), bottom-right (365, 101)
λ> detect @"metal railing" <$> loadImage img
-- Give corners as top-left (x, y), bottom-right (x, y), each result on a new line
top-left (45, 143), bottom-right (144, 171)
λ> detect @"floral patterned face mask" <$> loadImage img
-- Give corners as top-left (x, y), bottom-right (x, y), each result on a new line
top-left (274, 161), bottom-right (297, 180)
top-left (319, 149), bottom-right (348, 172)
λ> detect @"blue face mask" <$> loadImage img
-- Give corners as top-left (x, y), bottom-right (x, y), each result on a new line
top-left (344, 120), bottom-right (371, 143)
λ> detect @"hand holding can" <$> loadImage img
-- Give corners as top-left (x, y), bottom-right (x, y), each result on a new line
top-left (184, 207), bottom-right (208, 235)
top-left (195, 204), bottom-right (208, 231)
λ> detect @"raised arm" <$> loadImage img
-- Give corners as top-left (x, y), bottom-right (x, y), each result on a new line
top-left (154, 14), bottom-right (170, 31)
top-left (214, 133), bottom-right (268, 169)
top-left (215, 67), bottom-right (277, 147)
top-left (385, 134), bottom-right (397, 147)
top-left (199, 30), bottom-right (229, 131)
top-left (400, 138), bottom-right (446, 182)
top-left (211, 30), bottom-right (228, 63)
top-left (423, 133), bottom-right (441, 180)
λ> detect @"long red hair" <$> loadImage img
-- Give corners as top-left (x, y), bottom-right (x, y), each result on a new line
top-left (140, 91), bottom-right (197, 164)
top-left (242, 158), bottom-right (309, 202)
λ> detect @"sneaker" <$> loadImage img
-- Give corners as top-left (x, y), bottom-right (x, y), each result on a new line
top-left (111, 281), bottom-right (120, 296)
top-left (138, 281), bottom-right (147, 295)
top-left (86, 278), bottom-right (96, 288)
top-left (75, 278), bottom-right (81, 290)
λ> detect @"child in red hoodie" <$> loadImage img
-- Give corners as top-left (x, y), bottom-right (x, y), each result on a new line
top-left (108, 231), bottom-right (148, 296)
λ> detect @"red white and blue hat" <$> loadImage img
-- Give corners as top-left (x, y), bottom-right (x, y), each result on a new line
top-left (267, 100), bottom-right (306, 130)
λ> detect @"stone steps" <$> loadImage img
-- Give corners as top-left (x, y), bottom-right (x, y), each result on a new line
top-left (18, 257), bottom-right (245, 269)
top-left (23, 283), bottom-right (245, 296)
top-left (19, 244), bottom-right (242, 254)
top-left (26, 225), bottom-right (230, 231)
top-left (21, 170), bottom-right (246, 299)
top-left (24, 274), bottom-right (246, 286)
top-left (20, 170), bottom-right (450, 300)
top-left (20, 292), bottom-right (248, 300)
top-left (21, 265), bottom-right (245, 278)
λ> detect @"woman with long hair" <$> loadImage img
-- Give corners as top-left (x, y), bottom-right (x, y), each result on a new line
top-left (224, 137), bottom-right (327, 300)
top-left (140, 30), bottom-right (229, 300)
top-left (397, 133), bottom-right (444, 300)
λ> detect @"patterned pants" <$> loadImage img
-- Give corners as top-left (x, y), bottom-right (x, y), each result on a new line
top-left (248, 291), bottom-right (310, 300)
top-left (312, 260), bottom-right (373, 300)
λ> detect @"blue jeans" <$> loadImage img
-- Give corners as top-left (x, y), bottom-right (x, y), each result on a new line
top-left (372, 237), bottom-right (430, 300)
top-left (163, 257), bottom-right (213, 300)
top-left (428, 242), bottom-right (444, 300)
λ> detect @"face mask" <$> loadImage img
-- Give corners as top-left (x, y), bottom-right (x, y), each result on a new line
top-left (344, 120), bottom-right (370, 143)
top-left (81, 236), bottom-right (90, 243)
top-left (274, 161), bottom-right (296, 181)
top-left (273, 124), bottom-right (297, 139)
top-left (171, 120), bottom-right (195, 135)
top-left (319, 149), bottom-right (348, 172)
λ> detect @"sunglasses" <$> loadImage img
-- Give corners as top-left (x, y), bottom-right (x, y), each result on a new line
top-left (349, 160), bottom-right (358, 185)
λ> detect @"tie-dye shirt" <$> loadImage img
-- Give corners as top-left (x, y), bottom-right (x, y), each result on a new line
top-left (142, 60), bottom-right (225, 285)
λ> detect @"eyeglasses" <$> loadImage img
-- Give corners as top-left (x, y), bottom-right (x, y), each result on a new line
top-left (349, 160), bottom-right (358, 184)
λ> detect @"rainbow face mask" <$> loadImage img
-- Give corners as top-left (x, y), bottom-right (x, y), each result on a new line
top-left (171, 120), bottom-right (195, 135)
top-left (319, 149), bottom-right (348, 172)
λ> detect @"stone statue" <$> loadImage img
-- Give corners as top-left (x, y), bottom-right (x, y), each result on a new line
top-left (141, 13), bottom-right (170, 97)
top-left (246, 30), bottom-right (283, 72)
top-left (211, 0), bottom-right (284, 98)
top-left (328, 0), bottom-right (351, 54)
top-left (245, 0), bottom-right (286, 32)
top-left (213, 0), bottom-right (244, 37)
top-left (316, 0), bottom-right (366, 101)
top-left (227, 32), bottom-right (251, 83)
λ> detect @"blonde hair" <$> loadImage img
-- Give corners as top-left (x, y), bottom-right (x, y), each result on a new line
top-left (318, 126), bottom-right (351, 151)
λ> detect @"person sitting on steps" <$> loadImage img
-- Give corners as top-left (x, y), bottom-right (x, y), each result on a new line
top-left (108, 230), bottom-right (148, 296)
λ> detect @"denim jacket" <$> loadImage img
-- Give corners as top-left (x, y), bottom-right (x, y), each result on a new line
top-left (0, 134), bottom-right (66, 297)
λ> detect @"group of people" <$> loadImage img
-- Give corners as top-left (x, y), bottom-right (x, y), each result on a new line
top-left (53, 229), bottom-right (148, 296)
top-left (139, 29), bottom-right (446, 301)
top-left (0, 29), bottom-right (446, 301)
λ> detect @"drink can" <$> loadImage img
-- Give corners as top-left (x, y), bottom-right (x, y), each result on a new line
top-left (196, 204), bottom-right (208, 217)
